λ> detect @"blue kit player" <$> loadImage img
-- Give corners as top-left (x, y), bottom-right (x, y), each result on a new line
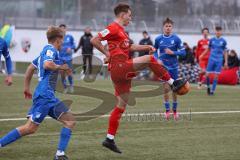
top-left (0, 26), bottom-right (76, 160)
top-left (201, 26), bottom-right (228, 95)
top-left (59, 24), bottom-right (75, 93)
top-left (0, 37), bottom-right (12, 86)
top-left (154, 18), bottom-right (186, 120)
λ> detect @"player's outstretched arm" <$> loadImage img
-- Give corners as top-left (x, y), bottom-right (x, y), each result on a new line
top-left (24, 64), bottom-right (36, 99)
top-left (44, 61), bottom-right (68, 71)
top-left (130, 44), bottom-right (155, 54)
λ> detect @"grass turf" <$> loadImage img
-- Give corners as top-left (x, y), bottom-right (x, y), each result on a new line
top-left (0, 75), bottom-right (240, 160)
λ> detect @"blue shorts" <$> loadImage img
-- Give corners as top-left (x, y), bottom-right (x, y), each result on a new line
top-left (27, 97), bottom-right (69, 125)
top-left (206, 59), bottom-right (222, 74)
top-left (168, 68), bottom-right (178, 80)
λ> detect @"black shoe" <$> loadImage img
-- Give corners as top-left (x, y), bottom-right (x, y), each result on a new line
top-left (207, 87), bottom-right (211, 95)
top-left (54, 155), bottom-right (69, 160)
top-left (102, 138), bottom-right (122, 154)
top-left (171, 78), bottom-right (188, 92)
top-left (209, 91), bottom-right (214, 96)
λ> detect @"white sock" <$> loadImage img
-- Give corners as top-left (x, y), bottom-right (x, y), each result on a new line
top-left (167, 78), bottom-right (174, 85)
top-left (56, 150), bottom-right (65, 156)
top-left (107, 134), bottom-right (114, 140)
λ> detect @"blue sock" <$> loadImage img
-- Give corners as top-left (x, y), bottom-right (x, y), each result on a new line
top-left (58, 127), bottom-right (72, 152)
top-left (68, 75), bottom-right (73, 86)
top-left (172, 101), bottom-right (178, 112)
top-left (206, 77), bottom-right (210, 88)
top-left (212, 78), bottom-right (218, 93)
top-left (61, 78), bottom-right (67, 89)
top-left (164, 102), bottom-right (170, 112)
top-left (0, 129), bottom-right (21, 147)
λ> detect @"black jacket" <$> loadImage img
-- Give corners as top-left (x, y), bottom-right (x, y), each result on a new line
top-left (138, 37), bottom-right (153, 56)
top-left (75, 33), bottom-right (93, 55)
top-left (227, 55), bottom-right (239, 68)
top-left (178, 48), bottom-right (195, 65)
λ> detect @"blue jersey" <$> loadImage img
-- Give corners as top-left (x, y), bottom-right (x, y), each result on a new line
top-left (209, 37), bottom-right (227, 62)
top-left (32, 44), bottom-right (62, 100)
top-left (0, 37), bottom-right (12, 74)
top-left (154, 34), bottom-right (186, 70)
top-left (59, 34), bottom-right (75, 61)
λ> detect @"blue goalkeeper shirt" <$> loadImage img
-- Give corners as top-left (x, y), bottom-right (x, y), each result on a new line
top-left (154, 34), bottom-right (186, 70)
top-left (0, 37), bottom-right (12, 75)
top-left (32, 44), bottom-right (62, 99)
top-left (209, 36), bottom-right (227, 62)
top-left (59, 34), bottom-right (75, 61)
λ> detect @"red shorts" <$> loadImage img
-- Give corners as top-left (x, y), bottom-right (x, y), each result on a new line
top-left (109, 54), bottom-right (136, 96)
top-left (199, 59), bottom-right (208, 70)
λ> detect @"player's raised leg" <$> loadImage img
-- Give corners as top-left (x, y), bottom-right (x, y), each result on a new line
top-left (132, 54), bottom-right (187, 92)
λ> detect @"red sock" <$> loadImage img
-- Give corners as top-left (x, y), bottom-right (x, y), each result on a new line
top-left (149, 55), bottom-right (171, 81)
top-left (107, 106), bottom-right (125, 136)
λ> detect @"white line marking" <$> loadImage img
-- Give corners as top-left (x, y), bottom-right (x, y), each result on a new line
top-left (1, 110), bottom-right (240, 122)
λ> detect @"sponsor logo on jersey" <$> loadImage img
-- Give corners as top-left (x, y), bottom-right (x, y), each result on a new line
top-left (100, 29), bottom-right (110, 37)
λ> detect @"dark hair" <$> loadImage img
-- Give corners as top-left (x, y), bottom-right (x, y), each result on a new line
top-left (230, 50), bottom-right (237, 56)
top-left (215, 26), bottom-right (222, 31)
top-left (59, 24), bottom-right (66, 28)
top-left (201, 27), bottom-right (209, 33)
top-left (114, 3), bottom-right (131, 16)
top-left (142, 30), bottom-right (148, 34)
top-left (47, 26), bottom-right (64, 42)
top-left (163, 17), bottom-right (174, 26)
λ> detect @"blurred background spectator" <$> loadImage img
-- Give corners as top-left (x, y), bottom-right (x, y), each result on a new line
top-left (138, 31), bottom-right (153, 57)
top-left (226, 50), bottom-right (239, 68)
top-left (178, 42), bottom-right (195, 65)
top-left (75, 27), bottom-right (93, 76)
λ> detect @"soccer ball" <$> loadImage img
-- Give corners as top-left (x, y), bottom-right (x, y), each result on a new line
top-left (176, 81), bottom-right (190, 95)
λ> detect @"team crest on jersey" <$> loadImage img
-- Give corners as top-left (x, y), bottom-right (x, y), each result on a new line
top-left (46, 50), bottom-right (54, 58)
top-left (35, 112), bottom-right (41, 119)
top-left (100, 29), bottom-right (110, 37)
top-left (160, 41), bottom-right (163, 44)
top-left (171, 40), bottom-right (175, 44)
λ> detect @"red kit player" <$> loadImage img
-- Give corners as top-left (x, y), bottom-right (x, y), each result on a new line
top-left (91, 3), bottom-right (187, 153)
top-left (196, 28), bottom-right (210, 89)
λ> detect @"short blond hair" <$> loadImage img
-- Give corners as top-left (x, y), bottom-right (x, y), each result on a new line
top-left (46, 26), bottom-right (64, 42)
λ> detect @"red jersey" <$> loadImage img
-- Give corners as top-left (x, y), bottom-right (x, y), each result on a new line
top-left (98, 22), bottom-right (130, 59)
top-left (196, 38), bottom-right (210, 61)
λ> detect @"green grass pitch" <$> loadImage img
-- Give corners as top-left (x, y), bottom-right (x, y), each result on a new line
top-left (0, 75), bottom-right (240, 160)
